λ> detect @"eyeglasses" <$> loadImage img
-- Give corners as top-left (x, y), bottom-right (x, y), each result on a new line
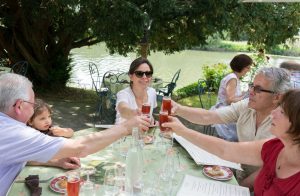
top-left (13, 100), bottom-right (40, 109)
top-left (134, 71), bottom-right (153, 78)
top-left (248, 83), bottom-right (275, 94)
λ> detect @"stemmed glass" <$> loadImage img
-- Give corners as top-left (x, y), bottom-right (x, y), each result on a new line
top-left (141, 102), bottom-right (155, 144)
top-left (158, 110), bottom-right (169, 150)
top-left (80, 166), bottom-right (96, 196)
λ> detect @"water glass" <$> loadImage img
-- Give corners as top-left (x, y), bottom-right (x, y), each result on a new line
top-left (66, 170), bottom-right (81, 196)
top-left (79, 167), bottom-right (96, 196)
top-left (103, 168), bottom-right (118, 195)
top-left (160, 148), bottom-right (175, 181)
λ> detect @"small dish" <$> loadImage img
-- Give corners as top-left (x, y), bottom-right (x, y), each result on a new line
top-left (49, 176), bottom-right (67, 193)
top-left (202, 165), bottom-right (233, 181)
top-left (143, 135), bottom-right (155, 144)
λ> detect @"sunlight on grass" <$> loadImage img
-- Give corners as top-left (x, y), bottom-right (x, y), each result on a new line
top-left (177, 94), bottom-right (217, 108)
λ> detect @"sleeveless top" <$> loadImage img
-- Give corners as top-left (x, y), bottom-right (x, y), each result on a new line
top-left (215, 73), bottom-right (241, 108)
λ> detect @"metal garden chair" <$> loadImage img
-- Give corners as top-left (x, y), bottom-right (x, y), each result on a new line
top-left (197, 79), bottom-right (217, 136)
top-left (99, 70), bottom-right (129, 124)
top-left (10, 61), bottom-right (29, 76)
top-left (157, 69), bottom-right (181, 98)
top-left (88, 62), bottom-right (109, 125)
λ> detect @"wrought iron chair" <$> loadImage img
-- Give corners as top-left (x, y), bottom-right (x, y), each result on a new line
top-left (98, 70), bottom-right (129, 124)
top-left (157, 69), bottom-right (181, 97)
top-left (10, 61), bottom-right (29, 76)
top-left (89, 62), bottom-right (110, 125)
top-left (197, 79), bottom-right (217, 136)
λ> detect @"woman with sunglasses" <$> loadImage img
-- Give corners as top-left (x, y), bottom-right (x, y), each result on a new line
top-left (163, 89), bottom-right (300, 195)
top-left (115, 57), bottom-right (157, 124)
top-left (212, 54), bottom-right (253, 142)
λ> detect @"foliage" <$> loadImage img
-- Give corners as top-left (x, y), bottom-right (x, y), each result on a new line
top-left (1, 1), bottom-right (300, 88)
top-left (243, 50), bottom-right (270, 82)
top-left (228, 3), bottom-right (300, 50)
top-left (174, 82), bottom-right (198, 99)
top-left (202, 63), bottom-right (230, 91)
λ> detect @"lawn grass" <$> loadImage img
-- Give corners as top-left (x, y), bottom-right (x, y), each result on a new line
top-left (177, 94), bottom-right (217, 108)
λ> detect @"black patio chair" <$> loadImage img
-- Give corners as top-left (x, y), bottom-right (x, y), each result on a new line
top-left (157, 69), bottom-right (181, 97)
top-left (197, 79), bottom-right (217, 136)
top-left (10, 61), bottom-right (28, 76)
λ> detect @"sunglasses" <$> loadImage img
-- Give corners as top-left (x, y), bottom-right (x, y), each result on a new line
top-left (134, 71), bottom-right (153, 78)
top-left (248, 83), bottom-right (275, 94)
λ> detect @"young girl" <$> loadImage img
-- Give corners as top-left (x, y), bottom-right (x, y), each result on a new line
top-left (27, 99), bottom-right (74, 138)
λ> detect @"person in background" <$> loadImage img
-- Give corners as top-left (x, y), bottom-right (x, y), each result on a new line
top-left (280, 60), bottom-right (300, 89)
top-left (170, 67), bottom-right (291, 189)
top-left (27, 99), bottom-right (74, 137)
top-left (212, 54), bottom-right (253, 142)
top-left (164, 89), bottom-right (300, 195)
top-left (115, 57), bottom-right (157, 124)
top-left (0, 73), bottom-right (150, 195)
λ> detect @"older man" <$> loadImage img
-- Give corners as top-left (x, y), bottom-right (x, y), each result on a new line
top-left (171, 67), bottom-right (291, 188)
top-left (0, 73), bottom-right (150, 195)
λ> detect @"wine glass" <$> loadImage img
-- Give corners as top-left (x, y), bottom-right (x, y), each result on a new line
top-left (158, 110), bottom-right (169, 150)
top-left (80, 166), bottom-right (96, 196)
top-left (103, 168), bottom-right (118, 195)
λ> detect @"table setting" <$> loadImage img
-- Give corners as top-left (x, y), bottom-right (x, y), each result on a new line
top-left (9, 113), bottom-right (246, 195)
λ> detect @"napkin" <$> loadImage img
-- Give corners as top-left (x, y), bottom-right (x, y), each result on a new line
top-left (25, 175), bottom-right (42, 196)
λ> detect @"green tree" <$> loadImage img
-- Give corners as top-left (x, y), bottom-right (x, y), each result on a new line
top-left (1, 0), bottom-right (300, 88)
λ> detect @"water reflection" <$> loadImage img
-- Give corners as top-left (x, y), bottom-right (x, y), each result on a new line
top-left (69, 43), bottom-right (300, 90)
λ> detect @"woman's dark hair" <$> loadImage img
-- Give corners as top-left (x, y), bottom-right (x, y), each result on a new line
top-left (128, 57), bottom-right (153, 75)
top-left (28, 99), bottom-right (52, 124)
top-left (281, 89), bottom-right (300, 145)
top-left (230, 54), bottom-right (253, 73)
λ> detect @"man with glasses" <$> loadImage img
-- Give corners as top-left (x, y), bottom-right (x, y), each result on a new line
top-left (0, 73), bottom-right (150, 195)
top-left (171, 67), bottom-right (291, 189)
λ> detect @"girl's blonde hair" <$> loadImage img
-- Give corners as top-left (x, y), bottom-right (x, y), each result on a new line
top-left (28, 99), bottom-right (52, 123)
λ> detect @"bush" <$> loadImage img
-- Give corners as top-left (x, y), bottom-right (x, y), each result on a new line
top-left (202, 63), bottom-right (230, 91)
top-left (174, 82), bottom-right (198, 100)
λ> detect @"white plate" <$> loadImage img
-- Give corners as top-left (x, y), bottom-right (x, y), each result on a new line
top-left (49, 176), bottom-right (67, 193)
top-left (202, 165), bottom-right (233, 181)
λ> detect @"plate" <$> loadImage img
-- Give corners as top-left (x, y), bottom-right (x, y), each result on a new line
top-left (49, 176), bottom-right (67, 193)
top-left (202, 165), bottom-right (233, 181)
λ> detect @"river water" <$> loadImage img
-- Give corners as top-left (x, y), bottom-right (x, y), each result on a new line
top-left (69, 43), bottom-right (300, 90)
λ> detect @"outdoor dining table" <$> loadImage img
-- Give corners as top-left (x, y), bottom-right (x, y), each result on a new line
top-left (8, 127), bottom-right (239, 195)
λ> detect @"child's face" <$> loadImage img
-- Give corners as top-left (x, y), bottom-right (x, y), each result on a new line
top-left (29, 109), bottom-right (52, 131)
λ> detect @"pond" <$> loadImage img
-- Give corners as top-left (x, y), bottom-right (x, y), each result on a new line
top-left (69, 43), bottom-right (300, 90)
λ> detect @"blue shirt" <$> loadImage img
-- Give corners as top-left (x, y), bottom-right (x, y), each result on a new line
top-left (0, 112), bottom-right (65, 195)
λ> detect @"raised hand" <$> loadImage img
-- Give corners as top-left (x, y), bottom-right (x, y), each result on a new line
top-left (121, 115), bottom-right (151, 135)
top-left (171, 100), bottom-right (182, 116)
top-left (162, 116), bottom-right (187, 136)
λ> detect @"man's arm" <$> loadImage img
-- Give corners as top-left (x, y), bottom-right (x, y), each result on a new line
top-left (117, 102), bottom-right (141, 120)
top-left (52, 116), bottom-right (149, 160)
top-left (172, 101), bottom-right (223, 125)
top-left (164, 116), bottom-right (267, 166)
top-left (27, 157), bottom-right (81, 169)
